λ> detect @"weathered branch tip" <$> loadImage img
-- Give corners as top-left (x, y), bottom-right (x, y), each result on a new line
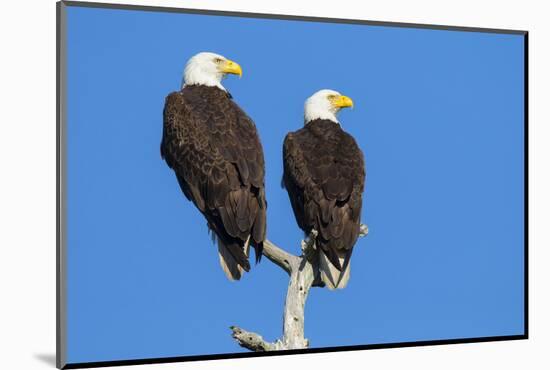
top-left (230, 326), bottom-right (275, 351)
top-left (359, 223), bottom-right (369, 237)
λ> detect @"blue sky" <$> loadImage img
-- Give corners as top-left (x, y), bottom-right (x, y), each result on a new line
top-left (66, 5), bottom-right (525, 364)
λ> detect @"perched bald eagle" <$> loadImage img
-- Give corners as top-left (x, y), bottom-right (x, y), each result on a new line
top-left (282, 90), bottom-right (365, 289)
top-left (161, 52), bottom-right (266, 281)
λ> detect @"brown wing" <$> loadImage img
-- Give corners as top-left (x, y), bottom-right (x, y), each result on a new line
top-left (283, 119), bottom-right (365, 271)
top-left (161, 86), bottom-right (266, 274)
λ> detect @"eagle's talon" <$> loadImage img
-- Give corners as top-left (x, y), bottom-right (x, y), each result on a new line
top-left (300, 229), bottom-right (318, 260)
top-left (300, 240), bottom-right (307, 252)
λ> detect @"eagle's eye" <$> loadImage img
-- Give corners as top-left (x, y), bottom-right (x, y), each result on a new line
top-left (213, 58), bottom-right (224, 64)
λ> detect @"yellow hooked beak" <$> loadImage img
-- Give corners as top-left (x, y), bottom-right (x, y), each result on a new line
top-left (220, 59), bottom-right (243, 78)
top-left (331, 95), bottom-right (354, 109)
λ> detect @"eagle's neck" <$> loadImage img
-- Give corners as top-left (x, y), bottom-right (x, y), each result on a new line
top-left (304, 101), bottom-right (339, 124)
top-left (305, 118), bottom-right (342, 128)
top-left (182, 84), bottom-right (232, 100)
top-left (304, 117), bottom-right (340, 126)
top-left (182, 65), bottom-right (226, 91)
top-left (181, 80), bottom-right (226, 92)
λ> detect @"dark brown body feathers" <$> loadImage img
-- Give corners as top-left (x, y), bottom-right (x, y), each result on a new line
top-left (161, 85), bottom-right (266, 277)
top-left (283, 119), bottom-right (365, 279)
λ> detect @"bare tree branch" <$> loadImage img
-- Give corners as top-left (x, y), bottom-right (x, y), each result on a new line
top-left (230, 326), bottom-right (277, 351)
top-left (230, 224), bottom-right (368, 351)
top-left (262, 239), bottom-right (296, 275)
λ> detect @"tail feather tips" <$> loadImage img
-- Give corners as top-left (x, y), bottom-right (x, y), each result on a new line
top-left (216, 235), bottom-right (251, 281)
top-left (319, 250), bottom-right (351, 290)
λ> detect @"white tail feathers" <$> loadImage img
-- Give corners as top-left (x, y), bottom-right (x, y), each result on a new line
top-left (319, 251), bottom-right (350, 290)
top-left (217, 235), bottom-right (250, 281)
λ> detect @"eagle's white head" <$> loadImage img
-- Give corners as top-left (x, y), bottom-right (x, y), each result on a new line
top-left (183, 52), bottom-right (243, 91)
top-left (304, 89), bottom-right (354, 124)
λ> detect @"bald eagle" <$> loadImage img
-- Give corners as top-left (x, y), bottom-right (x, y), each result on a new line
top-left (161, 52), bottom-right (266, 281)
top-left (282, 90), bottom-right (365, 289)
